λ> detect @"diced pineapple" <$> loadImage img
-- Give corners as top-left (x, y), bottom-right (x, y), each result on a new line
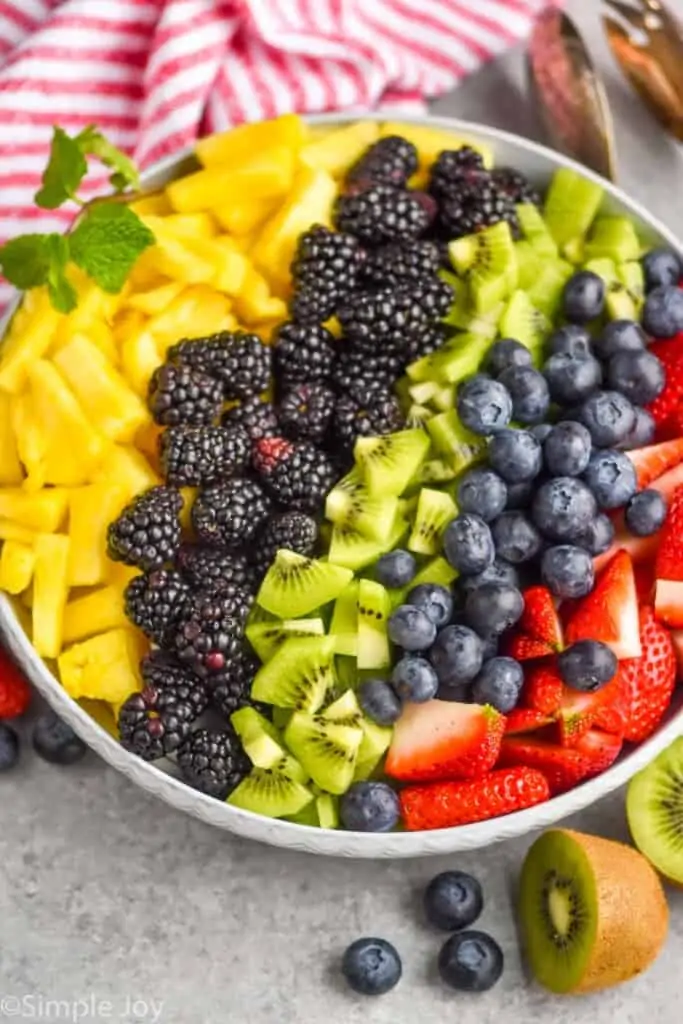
top-left (58, 628), bottom-right (145, 704)
top-left (195, 113), bottom-right (307, 167)
top-left (0, 487), bottom-right (67, 532)
top-left (168, 146), bottom-right (296, 214)
top-left (68, 483), bottom-right (129, 587)
top-left (142, 229), bottom-right (216, 284)
top-left (10, 392), bottom-right (46, 491)
top-left (106, 561), bottom-right (139, 589)
top-left (126, 281), bottom-right (185, 316)
top-left (233, 268), bottom-right (288, 325)
top-left (213, 195), bottom-right (281, 236)
top-left (63, 586), bottom-right (130, 644)
top-left (126, 259), bottom-right (167, 293)
top-left (300, 120), bottom-right (379, 176)
top-left (178, 236), bottom-right (248, 295)
top-left (0, 540), bottom-right (35, 595)
top-left (77, 697), bottom-right (119, 738)
top-left (93, 446), bottom-right (159, 502)
top-left (32, 533), bottom-right (70, 658)
top-left (0, 289), bottom-right (62, 394)
top-left (180, 487), bottom-right (196, 531)
top-left (149, 286), bottom-right (232, 357)
top-left (135, 422), bottom-right (162, 468)
top-left (121, 328), bottom-right (161, 397)
top-left (379, 121), bottom-right (494, 169)
top-left (130, 191), bottom-right (173, 217)
top-left (0, 392), bottom-right (23, 485)
top-left (0, 518), bottom-right (38, 545)
top-left (52, 334), bottom-right (150, 443)
top-left (161, 212), bottom-right (217, 239)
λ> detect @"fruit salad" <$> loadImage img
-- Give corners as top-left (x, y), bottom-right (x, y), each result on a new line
top-left (0, 114), bottom-right (682, 833)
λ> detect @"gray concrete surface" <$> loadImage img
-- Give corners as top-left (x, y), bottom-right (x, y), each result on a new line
top-left (3, 2), bottom-right (683, 1022)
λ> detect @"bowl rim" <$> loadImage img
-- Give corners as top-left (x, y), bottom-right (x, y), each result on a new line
top-left (3, 109), bottom-right (683, 858)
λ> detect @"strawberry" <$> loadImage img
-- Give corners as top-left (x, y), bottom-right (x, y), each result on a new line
top-left (521, 663), bottom-right (563, 714)
top-left (504, 708), bottom-right (553, 734)
top-left (498, 729), bottom-right (623, 794)
top-left (504, 634), bottom-right (556, 661)
top-left (0, 649), bottom-right (30, 719)
top-left (595, 465), bottom-right (683, 573)
top-left (656, 484), bottom-right (683, 587)
top-left (646, 340), bottom-right (683, 437)
top-left (633, 561), bottom-right (655, 603)
top-left (654, 579), bottom-right (683, 627)
top-left (670, 628), bottom-right (683, 678)
top-left (565, 550), bottom-right (641, 659)
top-left (518, 586), bottom-right (563, 651)
top-left (399, 767), bottom-right (550, 831)
top-left (619, 605), bottom-right (677, 742)
top-left (556, 670), bottom-right (626, 745)
top-left (385, 700), bottom-right (504, 783)
top-left (627, 437), bottom-right (683, 488)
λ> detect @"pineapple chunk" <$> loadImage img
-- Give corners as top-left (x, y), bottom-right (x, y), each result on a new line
top-left (167, 146), bottom-right (296, 213)
top-left (0, 289), bottom-right (62, 394)
top-left (77, 697), bottom-right (119, 738)
top-left (32, 533), bottom-right (70, 658)
top-left (0, 392), bottom-right (23, 484)
top-left (63, 586), bottom-right (129, 644)
top-left (107, 561), bottom-right (139, 589)
top-left (126, 281), bottom-right (184, 315)
top-left (234, 268), bottom-right (288, 325)
top-left (0, 540), bottom-right (35, 595)
top-left (52, 334), bottom-right (149, 443)
top-left (0, 518), bottom-right (38, 545)
top-left (129, 191), bottom-right (173, 217)
top-left (180, 487), bottom-right (196, 530)
top-left (379, 121), bottom-right (494, 169)
top-left (93, 446), bottom-right (159, 503)
top-left (213, 195), bottom-right (281, 236)
top-left (58, 628), bottom-right (144, 704)
top-left (68, 483), bottom-right (129, 587)
top-left (162, 212), bottom-right (217, 239)
top-left (11, 392), bottom-right (46, 491)
top-left (195, 113), bottom-right (307, 167)
top-left (0, 487), bottom-right (67, 532)
top-left (141, 228), bottom-right (216, 284)
top-left (175, 236), bottom-right (248, 295)
top-left (149, 286), bottom-right (232, 357)
top-left (121, 327), bottom-right (161, 397)
top-left (300, 120), bottom-right (380, 176)
top-left (135, 422), bottom-right (163, 467)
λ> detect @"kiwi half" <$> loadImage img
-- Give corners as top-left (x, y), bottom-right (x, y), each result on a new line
top-left (543, 168), bottom-right (603, 247)
top-left (329, 580), bottom-right (359, 657)
top-left (323, 689), bottom-right (392, 781)
top-left (325, 472), bottom-right (399, 543)
top-left (443, 277), bottom-right (504, 340)
top-left (426, 410), bottom-right (486, 472)
top-left (499, 290), bottom-right (550, 358)
top-left (627, 736), bottom-right (683, 885)
top-left (227, 755), bottom-right (314, 818)
top-left (408, 487), bottom-right (458, 556)
top-left (284, 710), bottom-right (363, 794)
top-left (245, 617), bottom-right (325, 662)
top-left (432, 334), bottom-right (491, 385)
top-left (448, 221), bottom-right (518, 312)
top-left (519, 828), bottom-right (668, 994)
top-left (354, 429), bottom-right (431, 496)
top-left (328, 516), bottom-right (409, 571)
top-left (357, 578), bottom-right (391, 670)
top-left (251, 636), bottom-right (336, 712)
top-left (257, 550), bottom-right (353, 618)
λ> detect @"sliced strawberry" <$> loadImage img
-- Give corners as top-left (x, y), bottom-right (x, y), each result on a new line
top-left (504, 634), bottom-right (555, 661)
top-left (399, 767), bottom-right (550, 830)
top-left (670, 628), bottom-right (683, 678)
top-left (648, 459), bottom-right (683, 502)
top-left (518, 586), bottom-right (563, 651)
top-left (646, 341), bottom-right (683, 436)
top-left (654, 578), bottom-right (683, 627)
top-left (505, 708), bottom-right (553, 734)
top-left (656, 483), bottom-right (683, 582)
top-left (556, 670), bottom-right (626, 746)
top-left (627, 437), bottom-right (683, 488)
top-left (565, 550), bottom-right (641, 659)
top-left (0, 650), bottom-right (31, 719)
top-left (385, 700), bottom-right (504, 783)
top-left (498, 729), bottom-right (623, 794)
top-left (620, 605), bottom-right (677, 743)
top-left (521, 663), bottom-right (563, 714)
top-left (634, 561), bottom-right (655, 602)
top-left (595, 464), bottom-right (683, 573)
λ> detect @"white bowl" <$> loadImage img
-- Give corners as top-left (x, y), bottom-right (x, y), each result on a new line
top-left (3, 113), bottom-right (683, 858)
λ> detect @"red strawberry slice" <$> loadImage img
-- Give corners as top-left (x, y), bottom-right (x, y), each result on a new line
top-left (633, 561), bottom-right (655, 602)
top-left (656, 483), bottom-right (683, 583)
top-left (647, 340), bottom-right (683, 437)
top-left (385, 700), bottom-right (504, 783)
top-left (399, 767), bottom-right (550, 830)
top-left (556, 670), bottom-right (626, 746)
top-left (670, 628), bottom-right (683, 678)
top-left (565, 550), bottom-right (641, 659)
top-left (627, 437), bottom-right (683, 488)
top-left (505, 634), bottom-right (556, 661)
top-left (654, 579), bottom-right (683, 627)
top-left (521, 663), bottom-right (564, 714)
top-left (518, 586), bottom-right (563, 651)
top-left (498, 729), bottom-right (623, 794)
top-left (505, 708), bottom-right (553, 734)
top-left (0, 650), bottom-right (31, 719)
top-left (619, 605), bottom-right (677, 743)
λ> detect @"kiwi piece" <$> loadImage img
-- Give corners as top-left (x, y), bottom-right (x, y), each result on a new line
top-left (329, 580), bottom-right (359, 657)
top-left (257, 550), bottom-right (353, 618)
top-left (227, 755), bottom-right (314, 818)
top-left (519, 828), bottom-right (668, 994)
top-left (443, 281), bottom-right (504, 340)
top-left (335, 655), bottom-right (358, 691)
top-left (432, 333), bottom-right (491, 385)
top-left (618, 260), bottom-right (645, 301)
top-left (316, 793), bottom-right (339, 829)
top-left (527, 260), bottom-right (574, 319)
top-left (328, 515), bottom-right (409, 571)
top-left (499, 290), bottom-right (551, 358)
top-left (516, 203), bottom-right (559, 258)
top-left (584, 258), bottom-right (638, 321)
top-left (251, 635), bottom-right (336, 712)
top-left (284, 711), bottom-right (363, 794)
top-left (410, 457), bottom-right (459, 487)
top-left (543, 168), bottom-right (603, 247)
top-left (272, 706), bottom-right (293, 731)
top-left (357, 578), bottom-right (391, 670)
top-left (325, 473), bottom-right (399, 543)
top-left (429, 385), bottom-right (456, 412)
top-left (563, 237), bottom-right (585, 264)
top-left (408, 380), bottom-right (441, 404)
top-left (448, 221), bottom-right (518, 313)
top-left (627, 736), bottom-right (683, 885)
top-left (584, 216), bottom-right (640, 263)
top-left (408, 487), bottom-right (458, 556)
top-left (245, 617), bottom-right (325, 662)
top-left (406, 352), bottom-right (443, 383)
top-left (323, 688), bottom-right (392, 780)
top-left (515, 240), bottom-right (542, 290)
top-left (405, 403), bottom-right (433, 429)
top-left (411, 555), bottom-right (458, 589)
top-left (229, 706), bottom-right (309, 781)
top-left (323, 688), bottom-right (361, 722)
top-left (286, 801), bottom-right (320, 826)
top-left (427, 410), bottom-right (487, 471)
top-left (354, 429), bottom-right (431, 497)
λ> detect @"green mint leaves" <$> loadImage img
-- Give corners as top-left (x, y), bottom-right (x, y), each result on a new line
top-left (0, 124), bottom-right (154, 312)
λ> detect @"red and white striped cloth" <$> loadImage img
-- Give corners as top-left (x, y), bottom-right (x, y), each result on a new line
top-left (0, 0), bottom-right (553, 309)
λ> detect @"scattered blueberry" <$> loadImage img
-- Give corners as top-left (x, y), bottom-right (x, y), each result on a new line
top-left (456, 375), bottom-right (513, 436)
top-left (491, 512), bottom-right (543, 564)
top-left (505, 480), bottom-right (535, 510)
top-left (576, 513), bottom-right (615, 555)
top-left (340, 782), bottom-right (401, 834)
top-left (485, 338), bottom-right (533, 377)
top-left (464, 583), bottom-right (525, 636)
top-left (438, 931), bottom-right (504, 992)
top-left (642, 284), bottom-right (683, 338)
top-left (342, 937), bottom-right (402, 995)
top-left (541, 545), bottom-right (595, 599)
top-left (543, 353), bottom-right (602, 406)
top-left (0, 722), bottom-right (19, 771)
top-left (387, 605), bottom-right (437, 651)
top-left (563, 270), bottom-right (606, 323)
top-left (543, 421), bottom-right (592, 477)
top-left (424, 871), bottom-right (483, 932)
top-left (643, 247), bottom-right (681, 292)
top-left (532, 477), bottom-right (597, 543)
top-left (429, 625), bottom-right (484, 687)
top-left (358, 679), bottom-right (402, 726)
top-left (557, 639), bottom-right (617, 691)
top-left (578, 390), bottom-right (636, 447)
top-left (618, 406), bottom-right (656, 450)
top-left (625, 489), bottom-right (667, 536)
top-left (407, 583), bottom-right (453, 628)
top-left (457, 468), bottom-right (508, 523)
top-left (530, 422), bottom-right (553, 445)
top-left (546, 324), bottom-right (592, 358)
top-left (471, 657), bottom-right (524, 712)
top-left (391, 655), bottom-right (439, 703)
top-left (497, 366), bottom-right (550, 424)
top-left (32, 711), bottom-right (87, 766)
top-left (607, 349), bottom-right (665, 405)
top-left (457, 559), bottom-right (520, 596)
top-left (443, 514), bottom-right (495, 576)
top-left (583, 449), bottom-right (638, 509)
top-left (593, 319), bottom-right (647, 360)
top-left (488, 429), bottom-right (542, 483)
top-left (375, 549), bottom-right (417, 590)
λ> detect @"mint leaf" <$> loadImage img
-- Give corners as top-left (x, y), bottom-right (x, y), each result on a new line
top-left (45, 235), bottom-right (77, 313)
top-left (69, 202), bottom-right (155, 293)
top-left (35, 127), bottom-right (88, 209)
top-left (0, 232), bottom-right (76, 312)
top-left (76, 125), bottom-right (139, 192)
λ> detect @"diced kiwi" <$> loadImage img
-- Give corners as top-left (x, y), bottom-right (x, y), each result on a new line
top-left (627, 736), bottom-right (683, 886)
top-left (335, 655), bottom-right (358, 691)
top-left (618, 260), bottom-right (645, 300)
top-left (257, 550), bottom-right (353, 618)
top-left (251, 636), bottom-right (336, 712)
top-left (411, 555), bottom-right (458, 589)
top-left (543, 168), bottom-right (603, 247)
top-left (354, 429), bottom-right (431, 496)
top-left (329, 581), bottom-right (359, 657)
top-left (527, 260), bottom-right (574, 319)
top-left (405, 403), bottom-right (433, 429)
top-left (325, 472), bottom-right (399, 543)
top-left (323, 688), bottom-right (392, 780)
top-left (432, 333), bottom-right (491, 385)
top-left (356, 578), bottom-right (391, 670)
top-left (285, 801), bottom-right (320, 826)
top-left (410, 457), bottom-right (459, 487)
top-left (284, 711), bottom-right (363, 794)
top-left (584, 216), bottom-right (640, 263)
top-left (448, 221), bottom-right (518, 313)
top-left (316, 793), bottom-right (339, 829)
top-left (406, 352), bottom-right (443, 383)
top-left (516, 203), bottom-right (559, 259)
top-left (499, 290), bottom-right (551, 358)
top-left (515, 240), bottom-right (542, 290)
top-left (443, 281), bottom-right (504, 340)
top-left (272, 706), bottom-right (293, 731)
top-left (583, 256), bottom-right (618, 283)
top-left (323, 688), bottom-right (361, 722)
top-left (583, 257), bottom-right (638, 321)
top-left (563, 237), bottom-right (585, 264)
top-left (429, 385), bottom-right (456, 412)
top-left (245, 617), bottom-right (325, 662)
top-left (408, 487), bottom-right (458, 556)
top-left (427, 410), bottom-right (487, 471)
top-left (408, 380), bottom-right (441, 404)
top-left (229, 706), bottom-right (309, 781)
top-left (328, 517), bottom-right (409, 571)
top-left (227, 755), bottom-right (314, 818)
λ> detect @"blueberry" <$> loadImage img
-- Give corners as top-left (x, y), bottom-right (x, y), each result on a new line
top-left (0, 722), bottom-right (19, 771)
top-left (541, 545), bottom-right (595, 599)
top-left (387, 604), bottom-right (436, 651)
top-left (558, 639), bottom-right (617, 691)
top-left (429, 624), bottom-right (483, 686)
top-left (488, 429), bottom-right (542, 483)
top-left (642, 284), bottom-right (683, 338)
top-left (407, 583), bottom-right (453, 628)
top-left (443, 513), bottom-right (495, 576)
top-left (607, 349), bottom-right (665, 406)
top-left (497, 366), bottom-right (550, 425)
top-left (457, 558), bottom-right (520, 595)
top-left (532, 477), bottom-right (597, 542)
top-left (438, 931), bottom-right (504, 992)
top-left (491, 511), bottom-right (543, 564)
top-left (340, 782), bottom-right (401, 833)
top-left (471, 657), bottom-right (523, 712)
top-left (625, 489), bottom-right (667, 536)
top-left (530, 422), bottom-right (553, 445)
top-left (543, 353), bottom-right (602, 406)
top-left (437, 683), bottom-right (472, 702)
top-left (643, 247), bottom-right (681, 291)
top-left (593, 319), bottom-right (647, 360)
top-left (32, 711), bottom-right (87, 766)
top-left (465, 583), bottom-right (525, 636)
top-left (563, 270), bottom-right (606, 322)
top-left (618, 406), bottom-right (656, 450)
top-left (456, 375), bottom-right (513, 436)
top-left (576, 513), bottom-right (615, 555)
top-left (375, 549), bottom-right (417, 589)
top-left (479, 632), bottom-right (500, 661)
top-left (358, 678), bottom-right (402, 725)
top-left (543, 421), bottom-right (592, 477)
top-left (424, 871), bottom-right (483, 931)
top-left (547, 324), bottom-right (592, 358)
top-left (505, 480), bottom-right (535, 510)
top-left (457, 468), bottom-right (507, 523)
top-left (583, 449), bottom-right (638, 509)
top-left (578, 390), bottom-right (636, 446)
top-left (485, 338), bottom-right (533, 377)
top-left (391, 655), bottom-right (439, 703)
top-left (342, 937), bottom-right (402, 995)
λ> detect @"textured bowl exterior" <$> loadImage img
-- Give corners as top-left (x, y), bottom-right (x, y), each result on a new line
top-left (2, 112), bottom-right (683, 858)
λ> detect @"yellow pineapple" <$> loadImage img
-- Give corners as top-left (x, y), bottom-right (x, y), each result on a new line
top-left (149, 286), bottom-right (232, 357)
top-left (126, 280), bottom-right (184, 316)
top-left (120, 327), bottom-right (161, 397)
top-left (0, 288), bottom-right (62, 394)
top-left (160, 212), bottom-right (217, 239)
top-left (0, 519), bottom-right (38, 545)
top-left (58, 628), bottom-right (145, 704)
top-left (213, 195), bottom-right (281, 236)
top-left (77, 698), bottom-right (119, 738)
top-left (0, 392), bottom-right (23, 485)
top-left (0, 540), bottom-right (35, 595)
top-left (63, 586), bottom-right (130, 644)
top-left (0, 487), bottom-right (67, 532)
top-left (167, 146), bottom-right (296, 214)
top-left (32, 533), bottom-right (70, 658)
top-left (68, 483), bottom-right (129, 587)
top-left (233, 268), bottom-right (287, 325)
top-left (106, 562), bottom-right (139, 589)
top-left (93, 446), bottom-right (159, 502)
top-left (379, 121), bottom-right (494, 170)
top-left (195, 112), bottom-right (307, 167)
top-left (10, 392), bottom-right (46, 491)
top-left (140, 227), bottom-right (216, 284)
top-left (180, 487), bottom-right (196, 531)
top-left (300, 120), bottom-right (379, 176)
top-left (129, 191), bottom-right (173, 217)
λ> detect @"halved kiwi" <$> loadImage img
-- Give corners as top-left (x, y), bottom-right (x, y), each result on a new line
top-left (448, 221), bottom-right (518, 312)
top-left (245, 617), bottom-right (325, 662)
top-left (499, 290), bottom-right (550, 358)
top-left (256, 550), bottom-right (353, 618)
top-left (354, 429), bottom-right (431, 496)
top-left (408, 380), bottom-right (441, 405)
top-left (323, 689), bottom-right (392, 781)
top-left (328, 515), bottom-right (408, 571)
top-left (443, 277), bottom-right (504, 340)
top-left (227, 755), bottom-right (314, 818)
top-left (357, 578), bottom-right (391, 670)
top-left (431, 334), bottom-right (491, 385)
top-left (405, 404), bottom-right (433, 429)
top-left (627, 736), bottom-right (683, 885)
top-left (230, 706), bottom-right (305, 776)
top-left (408, 487), bottom-right (458, 556)
top-left (516, 202), bottom-right (559, 259)
top-left (426, 410), bottom-right (487, 472)
top-left (429, 385), bottom-right (456, 412)
top-left (284, 711), bottom-right (363, 794)
top-left (543, 168), bottom-right (603, 247)
top-left (584, 216), bottom-right (641, 263)
top-left (329, 580), bottom-right (359, 657)
top-left (325, 473), bottom-right (399, 543)
top-left (251, 636), bottom-right (336, 712)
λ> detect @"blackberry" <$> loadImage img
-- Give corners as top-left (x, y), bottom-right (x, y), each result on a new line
top-left (170, 331), bottom-right (271, 400)
top-left (333, 184), bottom-right (435, 246)
top-left (290, 225), bottom-right (363, 324)
top-left (118, 685), bottom-right (196, 761)
top-left (362, 239), bottom-right (441, 288)
top-left (338, 286), bottom-right (429, 353)
top-left (174, 590), bottom-right (251, 679)
top-left (273, 322), bottom-right (337, 387)
top-left (191, 478), bottom-right (272, 548)
top-left (107, 486), bottom-right (182, 571)
top-left (252, 511), bottom-right (319, 577)
top-left (492, 166), bottom-right (541, 205)
top-left (160, 425), bottom-right (250, 486)
top-left (415, 275), bottom-right (454, 318)
top-left (438, 174), bottom-right (519, 238)
top-left (211, 645), bottom-right (261, 718)
top-left (177, 727), bottom-right (249, 799)
top-left (346, 134), bottom-right (418, 187)
top-left (335, 344), bottom-right (404, 400)
top-left (221, 396), bottom-right (279, 442)
top-left (278, 382), bottom-right (336, 442)
top-left (124, 568), bottom-right (191, 647)
top-left (176, 544), bottom-right (257, 594)
top-left (333, 391), bottom-right (405, 453)
top-left (252, 437), bottom-right (337, 512)
top-left (147, 363), bottom-right (223, 427)
top-left (403, 324), bottom-right (447, 364)
top-left (140, 650), bottom-right (209, 718)
top-left (428, 147), bottom-right (486, 199)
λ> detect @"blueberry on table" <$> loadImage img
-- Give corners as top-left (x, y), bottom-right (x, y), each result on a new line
top-left (543, 353), bottom-right (602, 406)
top-left (488, 429), bottom-right (542, 484)
top-left (543, 421), bottom-right (592, 477)
top-left (497, 365), bottom-right (550, 425)
top-left (642, 284), bottom-right (683, 338)
top-left (340, 782), bottom-right (400, 834)
top-left (625, 489), bottom-right (667, 537)
top-left (430, 624), bottom-right (484, 687)
top-left (438, 931), bottom-right (504, 992)
top-left (0, 722), bottom-right (20, 772)
top-left (32, 711), bottom-right (87, 766)
top-left (443, 513), bottom-right (495, 576)
top-left (546, 324), bottom-right (592, 358)
top-left (593, 319), bottom-right (647, 360)
top-left (457, 468), bottom-right (508, 523)
top-left (374, 549), bottom-right (416, 590)
top-left (342, 937), bottom-right (402, 996)
top-left (576, 513), bottom-right (615, 556)
top-left (491, 511), bottom-right (543, 564)
top-left (464, 583), bottom-right (525, 637)
top-left (358, 679), bottom-right (402, 726)
top-left (391, 655), bottom-right (439, 703)
top-left (541, 545), bottom-right (595, 599)
top-left (563, 270), bottom-right (606, 323)
top-left (424, 870), bottom-right (484, 931)
top-left (532, 477), bottom-right (597, 543)
top-left (643, 247), bottom-right (681, 291)
top-left (583, 449), bottom-right (638, 510)
top-left (387, 604), bottom-right (436, 651)
top-left (407, 583), bottom-right (453, 628)
top-left (471, 657), bottom-right (524, 713)
top-left (607, 349), bottom-right (665, 406)
top-left (456, 375), bottom-right (512, 436)
top-left (558, 640), bottom-right (617, 691)
top-left (578, 390), bottom-right (636, 447)
top-left (618, 406), bottom-right (656, 450)
top-left (484, 338), bottom-right (532, 377)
